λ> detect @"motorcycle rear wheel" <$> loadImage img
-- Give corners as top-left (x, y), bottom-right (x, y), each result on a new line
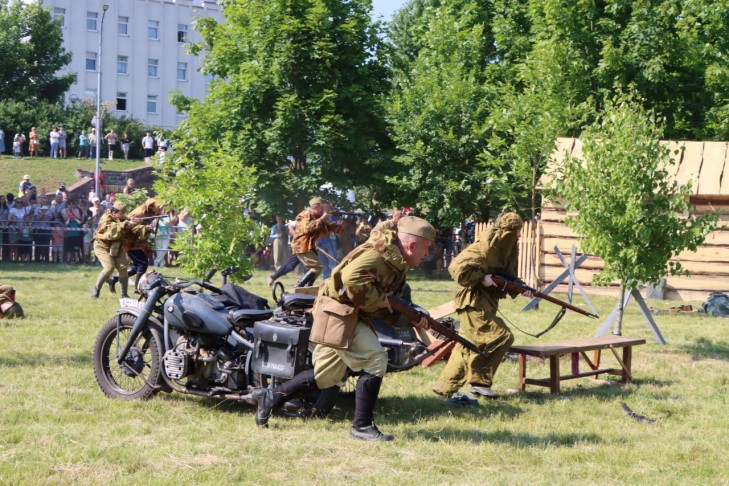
top-left (93, 314), bottom-right (163, 400)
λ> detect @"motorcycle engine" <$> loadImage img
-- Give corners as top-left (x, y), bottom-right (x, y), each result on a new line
top-left (163, 335), bottom-right (243, 389)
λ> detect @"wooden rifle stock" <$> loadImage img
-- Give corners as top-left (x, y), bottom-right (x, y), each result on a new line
top-left (387, 296), bottom-right (489, 360)
top-left (491, 275), bottom-right (599, 319)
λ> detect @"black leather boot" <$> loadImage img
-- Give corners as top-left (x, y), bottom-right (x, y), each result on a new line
top-left (294, 270), bottom-right (317, 288)
top-left (107, 275), bottom-right (119, 294)
top-left (91, 286), bottom-right (101, 299)
top-left (350, 373), bottom-right (393, 441)
top-left (253, 369), bottom-right (318, 427)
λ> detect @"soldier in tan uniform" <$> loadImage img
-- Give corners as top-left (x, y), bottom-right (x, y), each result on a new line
top-left (432, 212), bottom-right (529, 402)
top-left (253, 216), bottom-right (436, 441)
top-left (91, 201), bottom-right (150, 299)
top-left (290, 197), bottom-right (343, 287)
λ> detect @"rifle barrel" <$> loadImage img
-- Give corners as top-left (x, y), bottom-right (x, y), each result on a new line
top-left (491, 275), bottom-right (598, 319)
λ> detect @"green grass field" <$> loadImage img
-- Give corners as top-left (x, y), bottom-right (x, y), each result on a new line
top-left (1, 264), bottom-right (728, 484)
top-left (0, 156), bottom-right (142, 198)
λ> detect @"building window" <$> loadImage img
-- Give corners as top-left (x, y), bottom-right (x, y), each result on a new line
top-left (117, 56), bottom-right (128, 75)
top-left (118, 16), bottom-right (129, 36)
top-left (148, 20), bottom-right (159, 40)
top-left (87, 11), bottom-right (98, 32)
top-left (52, 8), bottom-right (65, 28)
top-left (86, 52), bottom-right (97, 71)
top-left (147, 59), bottom-right (159, 78)
top-left (116, 92), bottom-right (127, 111)
top-left (84, 89), bottom-right (97, 101)
top-left (147, 95), bottom-right (158, 114)
top-left (177, 24), bottom-right (188, 43)
top-left (177, 62), bottom-right (188, 81)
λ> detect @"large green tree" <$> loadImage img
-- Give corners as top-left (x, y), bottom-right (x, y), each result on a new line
top-left (174, 0), bottom-right (391, 217)
top-left (0, 0), bottom-right (74, 103)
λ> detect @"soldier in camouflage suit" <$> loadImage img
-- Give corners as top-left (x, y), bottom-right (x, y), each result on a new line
top-left (253, 216), bottom-right (435, 441)
top-left (0, 284), bottom-right (24, 319)
top-left (432, 212), bottom-right (527, 402)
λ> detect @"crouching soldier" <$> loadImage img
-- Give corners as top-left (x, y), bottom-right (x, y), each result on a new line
top-left (0, 284), bottom-right (24, 319)
top-left (253, 216), bottom-right (436, 441)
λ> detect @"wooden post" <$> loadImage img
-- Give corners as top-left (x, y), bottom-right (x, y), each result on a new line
top-left (549, 356), bottom-right (560, 394)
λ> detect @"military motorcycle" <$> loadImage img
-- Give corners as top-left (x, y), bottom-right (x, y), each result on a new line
top-left (92, 269), bottom-right (452, 408)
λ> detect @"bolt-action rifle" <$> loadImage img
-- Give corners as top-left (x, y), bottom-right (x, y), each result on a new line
top-left (491, 271), bottom-right (598, 319)
top-left (387, 295), bottom-right (489, 360)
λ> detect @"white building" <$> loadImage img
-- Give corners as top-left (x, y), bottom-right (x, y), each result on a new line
top-left (42, 0), bottom-right (222, 129)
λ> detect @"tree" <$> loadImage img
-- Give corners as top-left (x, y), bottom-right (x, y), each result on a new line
top-left (175, 0), bottom-right (392, 217)
top-left (152, 146), bottom-right (266, 282)
top-left (0, 0), bottom-right (75, 103)
top-left (547, 94), bottom-right (719, 328)
top-left (387, 0), bottom-right (507, 227)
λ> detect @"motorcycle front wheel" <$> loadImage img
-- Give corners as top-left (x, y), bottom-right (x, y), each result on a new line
top-left (93, 313), bottom-right (163, 400)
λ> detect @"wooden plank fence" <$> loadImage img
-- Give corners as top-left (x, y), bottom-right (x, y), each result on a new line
top-left (474, 220), bottom-right (540, 289)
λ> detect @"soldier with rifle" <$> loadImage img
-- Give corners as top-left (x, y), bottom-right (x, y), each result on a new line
top-left (253, 216), bottom-right (436, 441)
top-left (432, 212), bottom-right (533, 403)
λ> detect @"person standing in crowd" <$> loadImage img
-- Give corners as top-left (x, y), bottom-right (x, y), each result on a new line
top-left (153, 210), bottom-right (173, 267)
top-left (51, 219), bottom-right (64, 263)
top-left (269, 215), bottom-right (289, 271)
top-left (55, 182), bottom-right (67, 198)
top-left (18, 175), bottom-right (35, 199)
top-left (120, 132), bottom-right (132, 161)
top-left (253, 216), bottom-right (436, 441)
top-left (142, 132), bottom-right (155, 163)
top-left (28, 127), bottom-right (40, 157)
top-left (57, 125), bottom-right (68, 159)
top-left (49, 127), bottom-right (60, 159)
top-left (122, 178), bottom-right (135, 194)
top-left (0, 127), bottom-right (5, 157)
top-left (78, 130), bottom-right (89, 159)
top-left (432, 212), bottom-right (529, 403)
top-left (105, 129), bottom-right (118, 161)
top-left (88, 128), bottom-right (97, 159)
top-left (12, 132), bottom-right (23, 159)
top-left (64, 200), bottom-right (84, 263)
top-left (34, 204), bottom-right (52, 263)
top-left (91, 201), bottom-right (149, 299)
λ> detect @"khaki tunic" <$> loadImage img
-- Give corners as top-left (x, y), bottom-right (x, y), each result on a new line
top-left (434, 226), bottom-right (520, 394)
top-left (310, 229), bottom-right (408, 388)
top-left (93, 211), bottom-right (148, 283)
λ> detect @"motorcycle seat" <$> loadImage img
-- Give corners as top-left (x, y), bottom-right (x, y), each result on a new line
top-left (229, 308), bottom-right (274, 326)
top-left (281, 293), bottom-right (316, 311)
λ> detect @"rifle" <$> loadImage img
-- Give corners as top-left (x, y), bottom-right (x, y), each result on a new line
top-left (387, 295), bottom-right (489, 360)
top-left (491, 271), bottom-right (598, 319)
top-left (130, 214), bottom-right (167, 222)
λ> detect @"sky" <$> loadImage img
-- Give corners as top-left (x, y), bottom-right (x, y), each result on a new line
top-left (370, 0), bottom-right (409, 22)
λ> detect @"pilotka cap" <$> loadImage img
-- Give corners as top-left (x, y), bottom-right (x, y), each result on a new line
top-left (397, 216), bottom-right (436, 241)
top-left (309, 197), bottom-right (329, 206)
top-left (112, 201), bottom-right (127, 211)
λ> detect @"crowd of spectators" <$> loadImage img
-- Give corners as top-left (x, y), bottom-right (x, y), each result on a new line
top-left (0, 175), bottom-right (191, 266)
top-left (0, 126), bottom-right (168, 162)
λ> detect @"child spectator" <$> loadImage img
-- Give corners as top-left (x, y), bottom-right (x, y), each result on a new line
top-left (17, 214), bottom-right (33, 262)
top-left (64, 200), bottom-right (83, 263)
top-left (51, 220), bottom-right (65, 263)
top-left (13, 133), bottom-right (23, 159)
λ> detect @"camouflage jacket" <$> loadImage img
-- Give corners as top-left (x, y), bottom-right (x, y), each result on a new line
top-left (291, 209), bottom-right (342, 255)
top-left (449, 225), bottom-right (520, 312)
top-left (322, 229), bottom-right (408, 318)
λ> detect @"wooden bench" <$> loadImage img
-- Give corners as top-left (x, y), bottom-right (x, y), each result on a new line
top-left (509, 336), bottom-right (646, 394)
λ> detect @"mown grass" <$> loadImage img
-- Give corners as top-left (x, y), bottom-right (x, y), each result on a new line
top-left (0, 157), bottom-right (142, 197)
top-left (1, 264), bottom-right (728, 484)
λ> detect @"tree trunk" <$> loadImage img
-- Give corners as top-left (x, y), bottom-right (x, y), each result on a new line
top-left (613, 284), bottom-right (625, 336)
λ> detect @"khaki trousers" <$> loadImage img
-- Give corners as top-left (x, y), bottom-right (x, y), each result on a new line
top-left (433, 307), bottom-right (514, 395)
top-left (312, 320), bottom-right (388, 389)
top-left (273, 238), bottom-right (288, 270)
top-left (296, 251), bottom-right (323, 275)
top-left (94, 240), bottom-right (129, 289)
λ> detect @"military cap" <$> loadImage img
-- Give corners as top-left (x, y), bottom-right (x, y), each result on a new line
top-left (497, 212), bottom-right (523, 231)
top-left (397, 216), bottom-right (436, 241)
top-left (112, 201), bottom-right (127, 212)
top-left (309, 197), bottom-right (329, 206)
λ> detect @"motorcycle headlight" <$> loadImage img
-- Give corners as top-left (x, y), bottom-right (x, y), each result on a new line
top-left (137, 271), bottom-right (159, 295)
